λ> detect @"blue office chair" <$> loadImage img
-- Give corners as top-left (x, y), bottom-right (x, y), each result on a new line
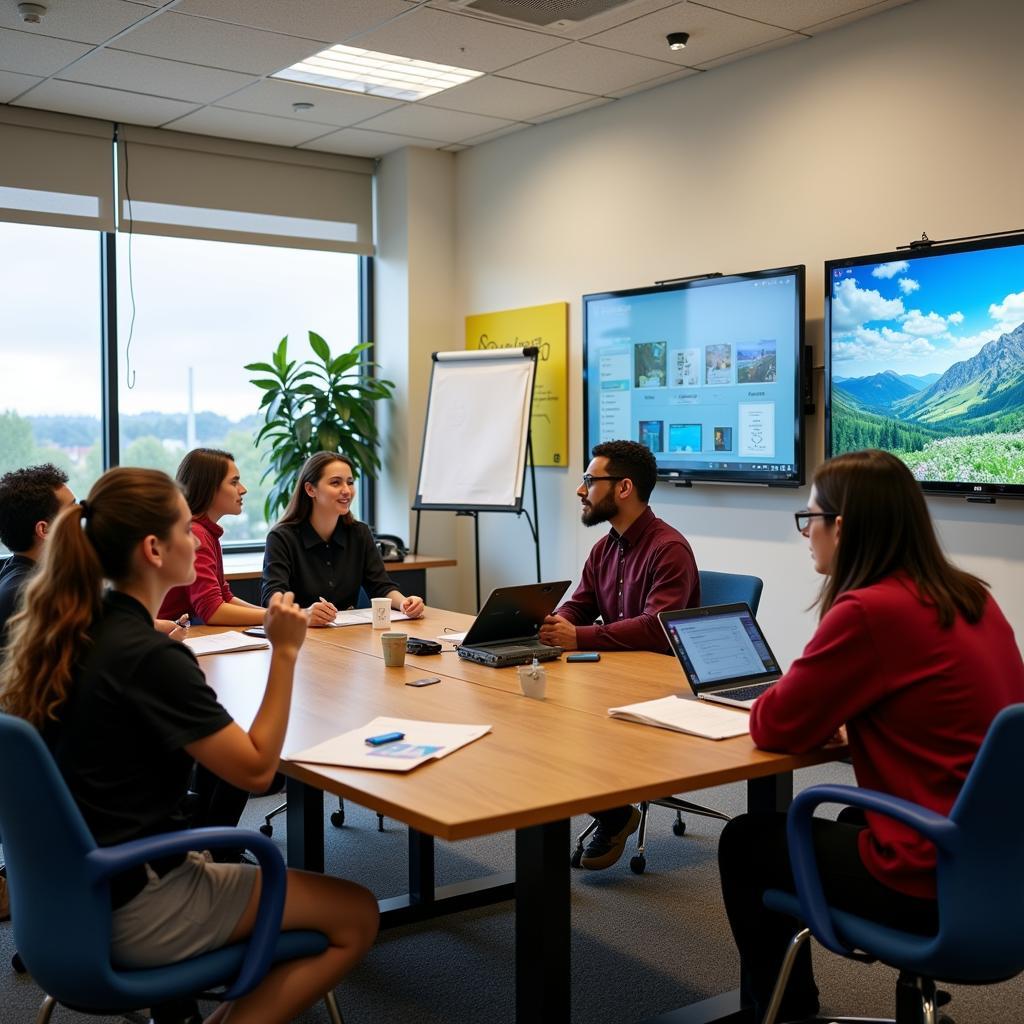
top-left (629, 570), bottom-right (764, 874)
top-left (261, 587), bottom-right (385, 838)
top-left (0, 712), bottom-right (343, 1024)
top-left (760, 703), bottom-right (1024, 1024)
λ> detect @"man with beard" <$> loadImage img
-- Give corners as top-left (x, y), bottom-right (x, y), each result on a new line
top-left (540, 439), bottom-right (700, 869)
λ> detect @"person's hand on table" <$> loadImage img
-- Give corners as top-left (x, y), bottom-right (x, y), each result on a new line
top-left (401, 595), bottom-right (425, 618)
top-left (307, 598), bottom-right (337, 628)
top-left (266, 592), bottom-right (308, 655)
top-left (539, 614), bottom-right (578, 651)
top-left (156, 614), bottom-right (190, 641)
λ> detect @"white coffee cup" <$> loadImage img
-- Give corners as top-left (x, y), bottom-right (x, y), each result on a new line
top-left (371, 597), bottom-right (391, 629)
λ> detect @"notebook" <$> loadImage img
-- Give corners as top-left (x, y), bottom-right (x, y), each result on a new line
top-left (184, 631), bottom-right (270, 657)
top-left (608, 695), bottom-right (750, 739)
top-left (658, 603), bottom-right (782, 709)
top-left (456, 580), bottom-right (571, 667)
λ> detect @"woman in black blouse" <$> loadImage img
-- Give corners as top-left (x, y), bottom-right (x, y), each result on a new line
top-left (262, 452), bottom-right (424, 628)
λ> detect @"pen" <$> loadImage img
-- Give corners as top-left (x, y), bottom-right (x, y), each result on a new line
top-left (175, 614), bottom-right (190, 632)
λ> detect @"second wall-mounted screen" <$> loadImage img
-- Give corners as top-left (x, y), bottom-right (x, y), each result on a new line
top-left (583, 265), bottom-right (805, 486)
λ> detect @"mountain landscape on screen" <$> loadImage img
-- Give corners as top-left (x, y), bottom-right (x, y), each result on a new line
top-left (830, 247), bottom-right (1024, 485)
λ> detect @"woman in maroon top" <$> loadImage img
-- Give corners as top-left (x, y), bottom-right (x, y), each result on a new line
top-left (718, 450), bottom-right (1024, 1022)
top-left (159, 449), bottom-right (264, 627)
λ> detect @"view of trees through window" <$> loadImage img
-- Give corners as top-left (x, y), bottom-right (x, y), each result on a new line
top-left (1, 222), bottom-right (361, 551)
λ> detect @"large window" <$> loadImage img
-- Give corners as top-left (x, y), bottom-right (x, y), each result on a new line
top-left (0, 222), bottom-right (103, 553)
top-left (115, 234), bottom-right (360, 544)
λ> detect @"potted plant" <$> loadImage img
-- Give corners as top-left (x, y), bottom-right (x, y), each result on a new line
top-left (246, 332), bottom-right (395, 520)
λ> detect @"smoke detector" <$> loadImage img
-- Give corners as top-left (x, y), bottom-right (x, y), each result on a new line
top-left (18, 2), bottom-right (47, 23)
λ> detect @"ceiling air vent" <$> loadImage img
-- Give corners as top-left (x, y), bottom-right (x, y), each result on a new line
top-left (448, 0), bottom-right (644, 30)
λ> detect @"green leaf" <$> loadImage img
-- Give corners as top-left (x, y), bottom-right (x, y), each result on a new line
top-left (244, 361), bottom-right (277, 374)
top-left (250, 379), bottom-right (279, 390)
top-left (295, 414), bottom-right (313, 446)
top-left (317, 422), bottom-right (341, 451)
top-left (308, 331), bottom-right (331, 362)
top-left (273, 336), bottom-right (288, 372)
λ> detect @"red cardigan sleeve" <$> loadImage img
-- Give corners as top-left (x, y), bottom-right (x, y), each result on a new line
top-left (750, 594), bottom-right (888, 752)
top-left (188, 525), bottom-right (233, 624)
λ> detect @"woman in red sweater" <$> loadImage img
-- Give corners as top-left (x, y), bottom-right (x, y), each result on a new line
top-left (159, 449), bottom-right (264, 627)
top-left (718, 449), bottom-right (1024, 1022)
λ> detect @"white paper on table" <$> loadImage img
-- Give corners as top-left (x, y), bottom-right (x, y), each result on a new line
top-left (287, 717), bottom-right (491, 773)
top-left (608, 695), bottom-right (749, 740)
top-left (183, 631), bottom-right (269, 656)
top-left (331, 609), bottom-right (412, 627)
top-left (436, 631), bottom-right (467, 644)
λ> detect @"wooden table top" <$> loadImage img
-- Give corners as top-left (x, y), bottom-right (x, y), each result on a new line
top-left (221, 551), bottom-right (457, 581)
top-left (197, 615), bottom-right (840, 842)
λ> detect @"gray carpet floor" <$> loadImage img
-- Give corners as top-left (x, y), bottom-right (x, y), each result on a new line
top-left (3, 761), bottom-right (1020, 1022)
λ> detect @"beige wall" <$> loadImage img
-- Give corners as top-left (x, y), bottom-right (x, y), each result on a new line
top-left (380, 0), bottom-right (1024, 663)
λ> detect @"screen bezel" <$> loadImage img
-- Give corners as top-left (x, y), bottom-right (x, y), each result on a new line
top-left (824, 232), bottom-right (1024, 500)
top-left (582, 265), bottom-right (806, 487)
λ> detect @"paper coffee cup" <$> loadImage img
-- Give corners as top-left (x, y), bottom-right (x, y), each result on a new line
top-left (381, 632), bottom-right (408, 668)
top-left (371, 596), bottom-right (391, 629)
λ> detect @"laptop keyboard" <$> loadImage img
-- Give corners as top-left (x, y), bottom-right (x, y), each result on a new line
top-left (720, 682), bottom-right (774, 702)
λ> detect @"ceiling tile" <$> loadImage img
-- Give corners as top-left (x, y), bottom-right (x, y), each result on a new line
top-left (57, 48), bottom-right (259, 103)
top-left (0, 0), bottom-right (154, 44)
top-left (0, 69), bottom-right (41, 102)
top-left (109, 11), bottom-right (322, 74)
top-left (499, 41), bottom-right (677, 94)
top-left (300, 126), bottom-right (445, 157)
top-left (694, 31), bottom-right (803, 70)
top-left (606, 65), bottom-right (698, 97)
top-left (14, 78), bottom-right (197, 124)
top-left (357, 103), bottom-right (516, 143)
top-left (697, 0), bottom-right (894, 33)
top-left (805, 0), bottom-right (915, 35)
top-left (350, 7), bottom-right (566, 73)
top-left (586, 2), bottom-right (790, 65)
top-left (0, 27), bottom-right (91, 76)
top-left (174, 0), bottom-right (413, 44)
top-left (528, 95), bottom-right (613, 122)
top-left (215, 78), bottom-right (403, 127)
top-left (165, 105), bottom-right (340, 145)
top-left (421, 74), bottom-right (596, 120)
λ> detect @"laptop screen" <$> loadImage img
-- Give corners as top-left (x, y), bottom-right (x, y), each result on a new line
top-left (659, 603), bottom-right (781, 691)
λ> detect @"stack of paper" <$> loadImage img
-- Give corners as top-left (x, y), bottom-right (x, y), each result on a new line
top-left (184, 631), bottom-right (269, 657)
top-left (332, 609), bottom-right (412, 627)
top-left (608, 696), bottom-right (749, 740)
top-left (287, 717), bottom-right (491, 772)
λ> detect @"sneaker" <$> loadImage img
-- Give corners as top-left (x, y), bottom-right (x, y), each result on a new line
top-left (580, 806), bottom-right (641, 870)
top-left (0, 875), bottom-right (9, 922)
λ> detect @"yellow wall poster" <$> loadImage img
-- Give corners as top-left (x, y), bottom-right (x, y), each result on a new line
top-left (465, 302), bottom-right (568, 467)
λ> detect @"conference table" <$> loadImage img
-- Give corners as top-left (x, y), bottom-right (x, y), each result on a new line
top-left (198, 609), bottom-right (842, 1024)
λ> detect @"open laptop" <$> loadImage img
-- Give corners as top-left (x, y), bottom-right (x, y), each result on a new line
top-left (457, 581), bottom-right (571, 667)
top-left (658, 603), bottom-right (782, 709)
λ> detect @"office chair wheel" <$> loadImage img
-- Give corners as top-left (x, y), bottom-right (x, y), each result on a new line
top-left (672, 819), bottom-right (687, 836)
top-left (259, 823), bottom-right (273, 837)
top-left (629, 854), bottom-right (646, 874)
top-left (331, 809), bottom-right (345, 828)
top-left (12, 952), bottom-right (26, 974)
top-left (570, 848), bottom-right (583, 868)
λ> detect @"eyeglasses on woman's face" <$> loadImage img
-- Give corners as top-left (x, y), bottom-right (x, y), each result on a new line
top-left (794, 510), bottom-right (838, 534)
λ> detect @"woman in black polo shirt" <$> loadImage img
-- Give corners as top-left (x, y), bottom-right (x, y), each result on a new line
top-left (0, 467), bottom-right (378, 1024)
top-left (262, 451), bottom-right (425, 627)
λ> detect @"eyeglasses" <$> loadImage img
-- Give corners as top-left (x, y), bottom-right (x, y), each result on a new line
top-left (581, 474), bottom-right (624, 488)
top-left (794, 510), bottom-right (838, 533)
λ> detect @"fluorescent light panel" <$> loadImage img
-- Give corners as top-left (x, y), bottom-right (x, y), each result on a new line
top-left (273, 44), bottom-right (483, 102)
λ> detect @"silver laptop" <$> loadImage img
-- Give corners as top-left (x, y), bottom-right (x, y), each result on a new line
top-left (658, 603), bottom-right (782, 709)
top-left (457, 580), bottom-right (571, 668)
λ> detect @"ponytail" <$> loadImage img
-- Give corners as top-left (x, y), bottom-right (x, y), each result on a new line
top-left (0, 467), bottom-right (181, 726)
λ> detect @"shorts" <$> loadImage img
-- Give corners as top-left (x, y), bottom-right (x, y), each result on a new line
top-left (110, 850), bottom-right (258, 968)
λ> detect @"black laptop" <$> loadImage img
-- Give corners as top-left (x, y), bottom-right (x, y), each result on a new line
top-left (658, 603), bottom-right (782, 709)
top-left (456, 581), bottom-right (571, 667)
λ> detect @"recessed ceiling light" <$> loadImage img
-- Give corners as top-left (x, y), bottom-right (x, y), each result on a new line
top-left (666, 32), bottom-right (689, 51)
top-left (292, 101), bottom-right (315, 112)
top-left (272, 44), bottom-right (483, 102)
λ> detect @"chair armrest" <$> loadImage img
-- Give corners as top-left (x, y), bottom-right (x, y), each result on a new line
top-left (785, 784), bottom-right (956, 956)
top-left (86, 827), bottom-right (287, 1001)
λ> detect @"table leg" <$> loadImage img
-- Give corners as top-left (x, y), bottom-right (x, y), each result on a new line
top-left (409, 828), bottom-right (435, 904)
top-left (515, 819), bottom-right (570, 1024)
top-left (747, 771), bottom-right (793, 815)
top-left (286, 778), bottom-right (324, 872)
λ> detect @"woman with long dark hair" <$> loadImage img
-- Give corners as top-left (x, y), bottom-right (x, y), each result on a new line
top-left (0, 467), bottom-right (378, 1024)
top-left (718, 450), bottom-right (1024, 1022)
top-left (262, 451), bottom-right (424, 627)
top-left (160, 448), bottom-right (264, 627)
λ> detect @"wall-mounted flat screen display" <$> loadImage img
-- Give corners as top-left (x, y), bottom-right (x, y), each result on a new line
top-left (826, 233), bottom-right (1024, 498)
top-left (583, 266), bottom-right (805, 486)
